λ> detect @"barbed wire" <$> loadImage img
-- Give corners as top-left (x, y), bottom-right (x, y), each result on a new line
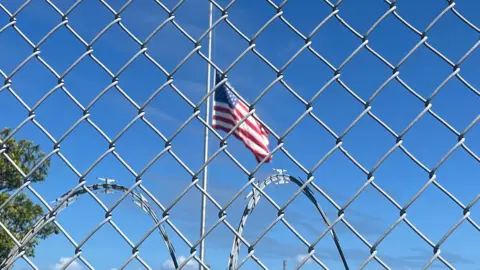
top-left (227, 170), bottom-right (349, 270)
top-left (1, 182), bottom-right (179, 270)
top-left (0, 0), bottom-right (478, 269)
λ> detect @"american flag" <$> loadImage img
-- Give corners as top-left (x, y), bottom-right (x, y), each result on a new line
top-left (212, 73), bottom-right (272, 163)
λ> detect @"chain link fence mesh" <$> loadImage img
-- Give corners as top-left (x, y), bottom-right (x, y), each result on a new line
top-left (0, 0), bottom-right (479, 269)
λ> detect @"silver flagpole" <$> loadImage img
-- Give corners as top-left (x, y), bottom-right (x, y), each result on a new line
top-left (199, 1), bottom-right (214, 269)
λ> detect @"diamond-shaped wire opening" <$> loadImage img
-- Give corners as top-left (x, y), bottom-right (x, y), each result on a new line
top-left (248, 223), bottom-right (319, 269)
top-left (252, 17), bottom-right (306, 69)
top-left (3, 58), bottom-right (58, 106)
top-left (433, 148), bottom-right (480, 204)
top-left (114, 120), bottom-right (170, 173)
top-left (204, 21), bottom-right (249, 70)
top-left (333, 0), bottom-right (394, 35)
top-left (432, 77), bottom-right (480, 131)
top-left (375, 222), bottom-right (439, 269)
top-left (0, 0), bottom-right (27, 12)
top-left (308, 12), bottom-right (362, 68)
top-left (166, 53), bottom-right (212, 99)
top-left (450, 1), bottom-right (480, 28)
top-left (35, 25), bottom-right (87, 73)
top-left (281, 0), bottom-right (331, 34)
top-left (113, 1), bottom-right (171, 42)
top-left (311, 150), bottom-right (369, 207)
top-left (406, 184), bottom-right (464, 243)
top-left (55, 120), bottom-right (109, 174)
top-left (164, 0), bottom-right (210, 39)
top-left (225, 47), bottom-right (275, 88)
top-left (398, 45), bottom-right (456, 98)
top-left (251, 81), bottom-right (304, 132)
top-left (394, 0), bottom-right (450, 33)
top-left (173, 122), bottom-right (213, 170)
top-left (367, 14), bottom-right (420, 65)
top-left (85, 88), bottom-right (137, 138)
top-left (341, 111), bottom-right (397, 171)
top-left (30, 89), bottom-right (84, 140)
top-left (140, 82), bottom-right (201, 135)
top-left (321, 216), bottom-right (389, 269)
top-left (89, 24), bottom-right (143, 74)
top-left (278, 49), bottom-right (334, 99)
top-left (367, 78), bottom-right (426, 133)
top-left (281, 115), bottom-right (336, 170)
top-left (3, 1), bottom-right (59, 47)
top-left (144, 23), bottom-right (198, 72)
top-left (57, 56), bottom-right (114, 105)
top-left (427, 11), bottom-right (479, 61)
top-left (402, 113), bottom-right (458, 169)
top-left (344, 184), bottom-right (401, 244)
top-left (222, 0), bottom-right (280, 40)
top-left (435, 218), bottom-right (480, 268)
top-left (56, 0), bottom-right (115, 42)
top-left (372, 149), bottom-right (429, 205)
top-left (309, 80), bottom-right (365, 136)
top-left (0, 87), bottom-right (32, 132)
top-left (47, 0), bottom-right (82, 13)
top-left (339, 49), bottom-right (393, 102)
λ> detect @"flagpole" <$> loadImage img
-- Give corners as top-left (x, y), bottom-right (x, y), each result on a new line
top-left (199, 1), bottom-right (214, 269)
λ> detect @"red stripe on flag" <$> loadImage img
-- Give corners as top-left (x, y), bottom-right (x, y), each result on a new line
top-left (212, 124), bottom-right (271, 163)
top-left (213, 105), bottom-right (268, 141)
top-left (213, 115), bottom-right (270, 153)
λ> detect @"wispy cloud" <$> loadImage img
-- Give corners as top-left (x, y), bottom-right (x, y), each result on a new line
top-left (52, 257), bottom-right (83, 270)
top-left (404, 248), bottom-right (475, 265)
top-left (295, 254), bottom-right (314, 265)
top-left (306, 247), bottom-right (475, 269)
top-left (252, 236), bottom-right (306, 259)
top-left (161, 255), bottom-right (197, 269)
top-left (286, 207), bottom-right (388, 239)
top-left (145, 106), bottom-right (182, 123)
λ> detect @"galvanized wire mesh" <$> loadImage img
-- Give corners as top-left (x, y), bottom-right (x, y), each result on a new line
top-left (0, 0), bottom-right (479, 269)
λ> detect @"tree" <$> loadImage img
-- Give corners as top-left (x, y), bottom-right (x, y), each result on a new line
top-left (0, 128), bottom-right (58, 262)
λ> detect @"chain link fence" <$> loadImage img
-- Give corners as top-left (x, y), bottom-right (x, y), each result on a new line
top-left (0, 0), bottom-right (479, 269)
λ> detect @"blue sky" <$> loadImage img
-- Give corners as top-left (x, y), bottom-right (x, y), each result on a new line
top-left (0, 0), bottom-right (479, 269)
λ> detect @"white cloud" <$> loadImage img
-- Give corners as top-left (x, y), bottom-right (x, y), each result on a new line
top-left (295, 254), bottom-right (313, 265)
top-left (53, 257), bottom-right (83, 270)
top-left (162, 255), bottom-right (197, 269)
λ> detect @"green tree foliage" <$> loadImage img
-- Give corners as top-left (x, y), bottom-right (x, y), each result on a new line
top-left (0, 128), bottom-right (58, 261)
